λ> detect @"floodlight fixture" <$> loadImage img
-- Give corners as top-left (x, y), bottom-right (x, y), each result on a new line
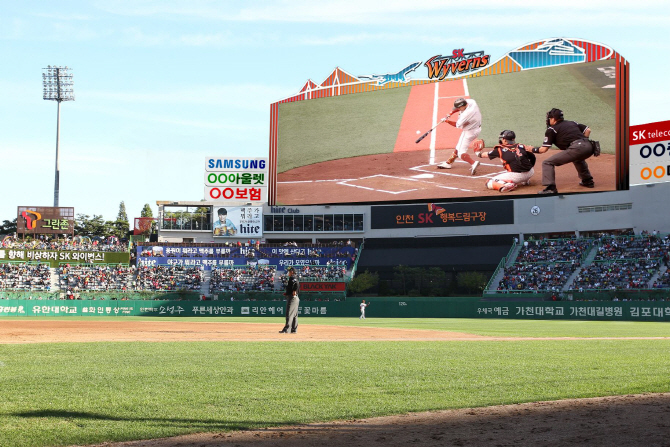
top-left (42, 65), bottom-right (75, 207)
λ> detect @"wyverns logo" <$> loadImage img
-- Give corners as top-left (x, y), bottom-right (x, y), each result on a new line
top-left (425, 49), bottom-right (490, 80)
top-left (21, 210), bottom-right (42, 230)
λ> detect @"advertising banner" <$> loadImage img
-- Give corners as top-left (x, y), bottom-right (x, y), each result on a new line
top-left (299, 282), bottom-right (346, 292)
top-left (629, 120), bottom-right (670, 186)
top-left (136, 245), bottom-right (354, 271)
top-left (17, 206), bottom-right (75, 235)
top-left (205, 157), bottom-right (268, 203)
top-left (0, 249), bottom-right (130, 267)
top-left (211, 206), bottom-right (263, 238)
top-left (371, 201), bottom-right (514, 229)
top-left (2, 299), bottom-right (669, 321)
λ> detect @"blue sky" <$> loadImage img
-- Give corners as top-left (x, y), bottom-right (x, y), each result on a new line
top-left (1, 1), bottom-right (669, 223)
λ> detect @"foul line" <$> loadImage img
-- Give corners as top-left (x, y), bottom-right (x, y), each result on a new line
top-left (430, 82), bottom-right (439, 165)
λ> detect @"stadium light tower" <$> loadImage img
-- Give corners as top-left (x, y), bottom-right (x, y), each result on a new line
top-left (42, 65), bottom-right (75, 207)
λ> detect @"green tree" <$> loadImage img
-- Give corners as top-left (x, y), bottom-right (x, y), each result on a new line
top-left (140, 204), bottom-right (153, 218)
top-left (348, 270), bottom-right (379, 294)
top-left (113, 201), bottom-right (130, 238)
top-left (139, 204), bottom-right (156, 236)
top-left (0, 218), bottom-right (17, 235)
top-left (75, 214), bottom-right (108, 237)
top-left (393, 265), bottom-right (410, 295)
top-left (457, 271), bottom-right (489, 295)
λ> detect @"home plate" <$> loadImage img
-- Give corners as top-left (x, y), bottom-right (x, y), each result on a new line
top-left (411, 174), bottom-right (435, 179)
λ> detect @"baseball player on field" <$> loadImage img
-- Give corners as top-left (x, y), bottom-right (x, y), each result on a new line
top-left (437, 97), bottom-right (482, 175)
top-left (477, 130), bottom-right (536, 192)
top-left (359, 299), bottom-right (369, 319)
top-left (534, 108), bottom-right (595, 195)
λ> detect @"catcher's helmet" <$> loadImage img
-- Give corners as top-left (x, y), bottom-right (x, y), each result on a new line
top-left (454, 97), bottom-right (467, 108)
top-left (499, 129), bottom-right (516, 143)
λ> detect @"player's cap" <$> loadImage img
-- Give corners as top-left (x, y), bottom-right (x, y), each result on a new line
top-left (499, 130), bottom-right (516, 142)
top-left (453, 98), bottom-right (467, 108)
top-left (546, 108), bottom-right (564, 120)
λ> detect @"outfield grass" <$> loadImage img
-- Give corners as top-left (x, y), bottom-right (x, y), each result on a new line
top-left (277, 86), bottom-right (410, 172)
top-left (276, 59), bottom-right (617, 174)
top-left (0, 319), bottom-right (669, 447)
top-left (470, 59), bottom-right (616, 154)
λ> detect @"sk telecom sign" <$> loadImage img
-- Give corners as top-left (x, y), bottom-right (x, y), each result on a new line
top-left (205, 157), bottom-right (268, 203)
top-left (630, 120), bottom-right (670, 186)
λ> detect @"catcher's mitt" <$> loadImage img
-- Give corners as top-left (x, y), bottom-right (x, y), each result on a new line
top-left (471, 139), bottom-right (485, 151)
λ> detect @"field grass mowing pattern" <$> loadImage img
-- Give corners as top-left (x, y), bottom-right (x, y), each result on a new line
top-left (1, 333), bottom-right (669, 446)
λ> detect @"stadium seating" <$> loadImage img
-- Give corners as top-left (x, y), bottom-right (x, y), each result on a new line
top-left (135, 265), bottom-right (204, 291)
top-left (209, 266), bottom-right (276, 293)
top-left (0, 263), bottom-right (51, 291)
top-left (58, 264), bottom-right (134, 291)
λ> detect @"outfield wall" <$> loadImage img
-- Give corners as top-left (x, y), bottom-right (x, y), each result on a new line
top-left (2, 299), bottom-right (669, 321)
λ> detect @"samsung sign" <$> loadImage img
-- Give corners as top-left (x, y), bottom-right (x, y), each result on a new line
top-left (206, 158), bottom-right (267, 171)
top-left (205, 157), bottom-right (268, 204)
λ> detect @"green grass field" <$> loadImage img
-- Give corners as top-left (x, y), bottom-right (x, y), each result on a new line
top-left (276, 60), bottom-right (617, 173)
top-left (1, 318), bottom-right (668, 447)
top-left (470, 59), bottom-right (616, 154)
top-left (277, 87), bottom-right (410, 172)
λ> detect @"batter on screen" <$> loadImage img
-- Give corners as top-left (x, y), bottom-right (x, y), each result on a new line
top-left (437, 97), bottom-right (482, 175)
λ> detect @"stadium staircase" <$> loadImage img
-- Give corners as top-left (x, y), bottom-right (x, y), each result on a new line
top-left (562, 244), bottom-right (599, 292)
top-left (201, 269), bottom-right (211, 296)
top-left (505, 244), bottom-right (522, 268)
top-left (649, 265), bottom-right (668, 287)
top-left (484, 241), bottom-right (521, 293)
top-left (50, 267), bottom-right (60, 291)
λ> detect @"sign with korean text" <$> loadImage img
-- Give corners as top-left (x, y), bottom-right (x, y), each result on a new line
top-left (0, 249), bottom-right (129, 267)
top-left (17, 206), bottom-right (75, 235)
top-left (299, 282), bottom-right (347, 292)
top-left (205, 157), bottom-right (268, 203)
top-left (211, 206), bottom-right (263, 238)
top-left (2, 299), bottom-right (669, 321)
top-left (629, 120), bottom-right (670, 186)
top-left (370, 201), bottom-right (514, 229)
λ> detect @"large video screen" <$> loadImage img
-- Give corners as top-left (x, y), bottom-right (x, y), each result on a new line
top-left (273, 51), bottom-right (628, 206)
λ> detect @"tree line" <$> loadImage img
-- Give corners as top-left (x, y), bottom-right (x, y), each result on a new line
top-left (0, 202), bottom-right (155, 238)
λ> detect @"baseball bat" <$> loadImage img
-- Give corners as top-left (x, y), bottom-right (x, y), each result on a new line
top-left (415, 114), bottom-right (451, 144)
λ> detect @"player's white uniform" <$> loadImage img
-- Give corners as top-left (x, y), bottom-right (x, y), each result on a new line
top-left (360, 302), bottom-right (368, 319)
top-left (454, 99), bottom-right (482, 156)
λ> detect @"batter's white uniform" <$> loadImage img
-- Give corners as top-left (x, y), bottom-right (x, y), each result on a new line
top-left (454, 99), bottom-right (482, 156)
top-left (360, 302), bottom-right (368, 319)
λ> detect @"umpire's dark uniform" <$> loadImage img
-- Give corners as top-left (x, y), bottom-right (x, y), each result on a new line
top-left (280, 269), bottom-right (300, 333)
top-left (539, 109), bottom-right (594, 193)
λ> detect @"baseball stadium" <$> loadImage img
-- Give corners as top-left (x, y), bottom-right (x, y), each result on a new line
top-left (2, 38), bottom-right (670, 447)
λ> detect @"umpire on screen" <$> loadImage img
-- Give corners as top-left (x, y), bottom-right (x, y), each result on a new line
top-left (279, 267), bottom-right (300, 333)
top-left (535, 108), bottom-right (595, 195)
